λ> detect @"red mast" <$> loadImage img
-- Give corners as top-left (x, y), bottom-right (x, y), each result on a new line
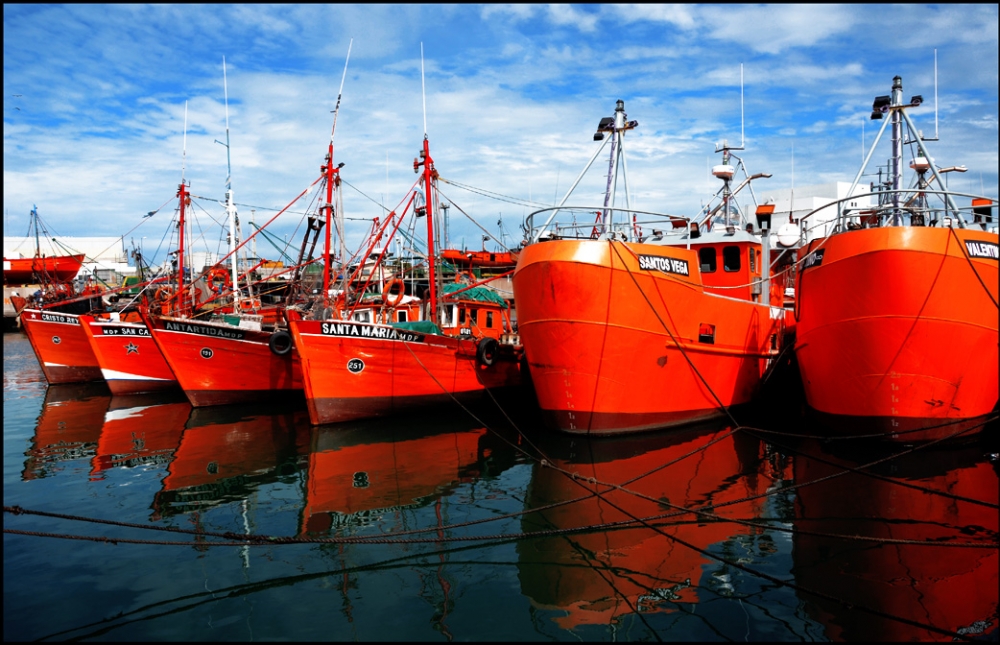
top-left (176, 180), bottom-right (187, 314)
top-left (322, 141), bottom-right (335, 305)
top-left (421, 136), bottom-right (437, 318)
top-left (321, 40), bottom-right (352, 312)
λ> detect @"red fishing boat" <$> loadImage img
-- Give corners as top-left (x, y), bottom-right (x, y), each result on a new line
top-left (144, 56), bottom-right (354, 408)
top-left (79, 314), bottom-right (178, 395)
top-left (143, 153), bottom-right (326, 408)
top-left (440, 248), bottom-right (518, 270)
top-left (17, 173), bottom-right (200, 386)
top-left (4, 254), bottom-right (85, 286)
top-left (143, 312), bottom-right (303, 406)
top-left (794, 76), bottom-right (998, 437)
top-left (513, 100), bottom-right (790, 435)
top-left (20, 309), bottom-right (105, 384)
top-left (4, 207), bottom-right (86, 286)
top-left (289, 131), bottom-right (523, 425)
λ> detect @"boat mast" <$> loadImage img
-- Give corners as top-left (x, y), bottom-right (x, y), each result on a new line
top-left (31, 205), bottom-right (40, 258)
top-left (890, 76), bottom-right (904, 224)
top-left (323, 40), bottom-right (352, 306)
top-left (177, 101), bottom-right (189, 312)
top-left (533, 101), bottom-right (636, 242)
top-left (843, 75), bottom-right (961, 229)
top-left (602, 100), bottom-right (637, 238)
top-left (219, 57), bottom-right (240, 312)
top-left (415, 44), bottom-right (438, 319)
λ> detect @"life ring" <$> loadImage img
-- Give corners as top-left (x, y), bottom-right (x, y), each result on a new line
top-left (382, 279), bottom-right (405, 307)
top-left (455, 271), bottom-right (477, 285)
top-left (268, 330), bottom-right (293, 356)
top-left (155, 286), bottom-right (174, 302)
top-left (476, 337), bottom-right (498, 368)
top-left (208, 266), bottom-right (230, 285)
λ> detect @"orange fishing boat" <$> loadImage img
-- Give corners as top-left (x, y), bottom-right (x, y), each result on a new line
top-left (794, 76), bottom-right (999, 437)
top-left (514, 101), bottom-right (790, 435)
top-left (80, 314), bottom-right (178, 395)
top-left (289, 132), bottom-right (523, 426)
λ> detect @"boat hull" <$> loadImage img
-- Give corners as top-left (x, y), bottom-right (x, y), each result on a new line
top-left (80, 316), bottom-right (178, 396)
top-left (512, 240), bottom-right (782, 435)
top-left (289, 319), bottom-right (522, 425)
top-left (20, 309), bottom-right (102, 383)
top-left (144, 314), bottom-right (303, 407)
top-left (794, 227), bottom-right (999, 429)
top-left (4, 254), bottom-right (85, 285)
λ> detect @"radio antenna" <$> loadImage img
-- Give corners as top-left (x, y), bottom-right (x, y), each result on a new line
top-left (933, 48), bottom-right (939, 140)
top-left (421, 42), bottom-right (427, 137)
top-left (740, 63), bottom-right (745, 148)
top-left (182, 101), bottom-right (188, 183)
top-left (330, 38), bottom-right (353, 143)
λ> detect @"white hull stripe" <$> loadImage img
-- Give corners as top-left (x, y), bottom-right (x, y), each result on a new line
top-left (100, 368), bottom-right (172, 381)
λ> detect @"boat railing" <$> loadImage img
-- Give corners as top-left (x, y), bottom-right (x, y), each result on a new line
top-left (525, 206), bottom-right (690, 243)
top-left (797, 190), bottom-right (997, 244)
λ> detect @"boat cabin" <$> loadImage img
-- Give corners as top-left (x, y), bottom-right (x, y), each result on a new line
top-left (652, 226), bottom-right (773, 304)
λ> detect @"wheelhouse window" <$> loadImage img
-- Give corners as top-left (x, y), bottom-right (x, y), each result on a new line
top-left (749, 248), bottom-right (756, 273)
top-left (486, 311), bottom-right (494, 328)
top-left (397, 309), bottom-right (408, 323)
top-left (723, 246), bottom-right (741, 272)
top-left (470, 309), bottom-right (479, 326)
top-left (353, 310), bottom-right (371, 323)
top-left (699, 248), bottom-right (717, 273)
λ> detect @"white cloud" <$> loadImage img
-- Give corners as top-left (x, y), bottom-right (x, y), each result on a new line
top-left (2, 4), bottom-right (996, 260)
top-left (545, 4), bottom-right (599, 32)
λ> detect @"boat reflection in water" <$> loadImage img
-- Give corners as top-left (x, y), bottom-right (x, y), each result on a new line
top-left (89, 392), bottom-right (191, 479)
top-left (22, 383), bottom-right (111, 480)
top-left (152, 403), bottom-right (311, 520)
top-left (517, 423), bottom-right (778, 630)
top-left (301, 410), bottom-right (519, 535)
top-left (793, 434), bottom-right (999, 641)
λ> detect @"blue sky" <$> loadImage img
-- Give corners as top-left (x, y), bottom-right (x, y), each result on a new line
top-left (4, 4), bottom-right (998, 263)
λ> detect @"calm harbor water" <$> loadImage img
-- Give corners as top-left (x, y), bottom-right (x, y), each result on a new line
top-left (4, 330), bottom-right (997, 642)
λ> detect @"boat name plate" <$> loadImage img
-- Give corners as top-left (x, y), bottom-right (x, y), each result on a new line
top-left (164, 320), bottom-right (247, 340)
top-left (320, 322), bottom-right (425, 343)
top-left (965, 241), bottom-right (998, 260)
top-left (638, 254), bottom-right (690, 276)
top-left (40, 312), bottom-right (79, 325)
top-left (802, 248), bottom-right (825, 271)
top-left (98, 325), bottom-right (150, 337)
